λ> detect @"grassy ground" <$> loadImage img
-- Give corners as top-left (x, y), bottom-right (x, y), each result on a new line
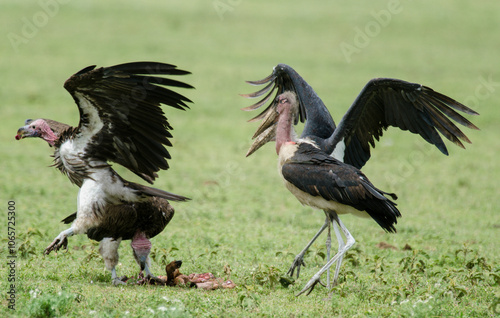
top-left (1, 0), bottom-right (499, 317)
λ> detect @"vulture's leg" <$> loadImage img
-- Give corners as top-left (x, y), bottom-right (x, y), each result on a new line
top-left (287, 218), bottom-right (329, 278)
top-left (99, 238), bottom-right (125, 285)
top-left (44, 227), bottom-right (74, 255)
top-left (296, 215), bottom-right (355, 297)
top-left (131, 231), bottom-right (166, 285)
top-left (331, 220), bottom-right (345, 287)
top-left (142, 256), bottom-right (153, 277)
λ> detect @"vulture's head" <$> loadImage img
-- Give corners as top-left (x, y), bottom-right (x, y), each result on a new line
top-left (15, 118), bottom-right (58, 146)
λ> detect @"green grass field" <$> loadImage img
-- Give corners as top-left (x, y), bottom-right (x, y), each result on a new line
top-left (1, 0), bottom-right (499, 316)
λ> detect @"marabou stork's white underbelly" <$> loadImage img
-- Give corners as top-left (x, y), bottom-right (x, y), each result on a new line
top-left (283, 180), bottom-right (370, 218)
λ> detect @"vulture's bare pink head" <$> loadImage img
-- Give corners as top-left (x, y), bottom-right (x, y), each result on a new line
top-left (15, 118), bottom-right (58, 146)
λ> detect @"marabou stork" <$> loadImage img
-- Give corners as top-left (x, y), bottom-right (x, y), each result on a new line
top-left (15, 62), bottom-right (193, 284)
top-left (241, 64), bottom-right (479, 296)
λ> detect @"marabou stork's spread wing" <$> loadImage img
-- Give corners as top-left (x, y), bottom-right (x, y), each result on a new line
top-left (241, 64), bottom-right (335, 156)
top-left (329, 78), bottom-right (479, 169)
top-left (62, 62), bottom-right (193, 184)
top-left (281, 143), bottom-right (400, 232)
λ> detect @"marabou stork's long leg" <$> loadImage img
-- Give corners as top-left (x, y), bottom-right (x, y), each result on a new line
top-left (325, 215), bottom-right (331, 288)
top-left (332, 219), bottom-right (345, 287)
top-left (296, 215), bottom-right (355, 296)
top-left (287, 218), bottom-right (329, 278)
top-left (325, 211), bottom-right (345, 289)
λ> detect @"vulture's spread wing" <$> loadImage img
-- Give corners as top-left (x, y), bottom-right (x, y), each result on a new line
top-left (63, 62), bottom-right (193, 184)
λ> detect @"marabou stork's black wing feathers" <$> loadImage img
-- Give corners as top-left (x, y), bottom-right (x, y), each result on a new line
top-left (63, 62), bottom-right (193, 184)
top-left (282, 143), bottom-right (400, 232)
top-left (330, 78), bottom-right (479, 169)
top-left (242, 64), bottom-right (336, 154)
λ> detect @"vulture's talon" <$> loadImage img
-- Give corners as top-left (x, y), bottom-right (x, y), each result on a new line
top-left (146, 275), bottom-right (168, 285)
top-left (112, 277), bottom-right (127, 286)
top-left (44, 237), bottom-right (68, 255)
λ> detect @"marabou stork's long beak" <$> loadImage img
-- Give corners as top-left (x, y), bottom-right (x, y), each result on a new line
top-left (246, 107), bottom-right (279, 157)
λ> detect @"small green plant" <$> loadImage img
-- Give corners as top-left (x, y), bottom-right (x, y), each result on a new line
top-left (82, 240), bottom-right (101, 263)
top-left (17, 227), bottom-right (43, 258)
top-left (399, 249), bottom-right (429, 275)
top-left (244, 264), bottom-right (291, 288)
top-left (150, 246), bottom-right (179, 267)
top-left (25, 290), bottom-right (77, 318)
top-left (343, 245), bottom-right (362, 267)
top-left (237, 290), bottom-right (261, 310)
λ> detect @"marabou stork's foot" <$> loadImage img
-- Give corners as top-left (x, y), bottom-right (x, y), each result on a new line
top-left (112, 276), bottom-right (127, 286)
top-left (44, 236), bottom-right (68, 255)
top-left (296, 274), bottom-right (326, 297)
top-left (287, 255), bottom-right (306, 278)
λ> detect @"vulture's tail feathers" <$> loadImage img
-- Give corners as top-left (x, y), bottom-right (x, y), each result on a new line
top-left (137, 183), bottom-right (191, 202)
top-left (61, 212), bottom-right (77, 224)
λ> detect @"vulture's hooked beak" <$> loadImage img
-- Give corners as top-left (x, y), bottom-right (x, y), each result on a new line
top-left (15, 125), bottom-right (37, 140)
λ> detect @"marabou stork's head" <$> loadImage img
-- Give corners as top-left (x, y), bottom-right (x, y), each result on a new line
top-left (246, 91), bottom-right (300, 157)
top-left (276, 91), bottom-right (299, 118)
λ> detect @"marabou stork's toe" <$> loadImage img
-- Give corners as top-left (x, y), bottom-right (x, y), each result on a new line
top-left (287, 255), bottom-right (306, 278)
top-left (296, 274), bottom-right (324, 297)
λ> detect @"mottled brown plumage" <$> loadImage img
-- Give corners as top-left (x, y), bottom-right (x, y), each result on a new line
top-left (61, 197), bottom-right (174, 241)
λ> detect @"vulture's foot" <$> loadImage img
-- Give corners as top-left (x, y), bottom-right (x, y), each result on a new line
top-left (287, 255), bottom-right (306, 278)
top-left (136, 271), bottom-right (145, 284)
top-left (112, 276), bottom-right (127, 286)
top-left (146, 275), bottom-right (168, 285)
top-left (44, 236), bottom-right (68, 255)
top-left (136, 272), bottom-right (167, 285)
top-left (296, 274), bottom-right (326, 297)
